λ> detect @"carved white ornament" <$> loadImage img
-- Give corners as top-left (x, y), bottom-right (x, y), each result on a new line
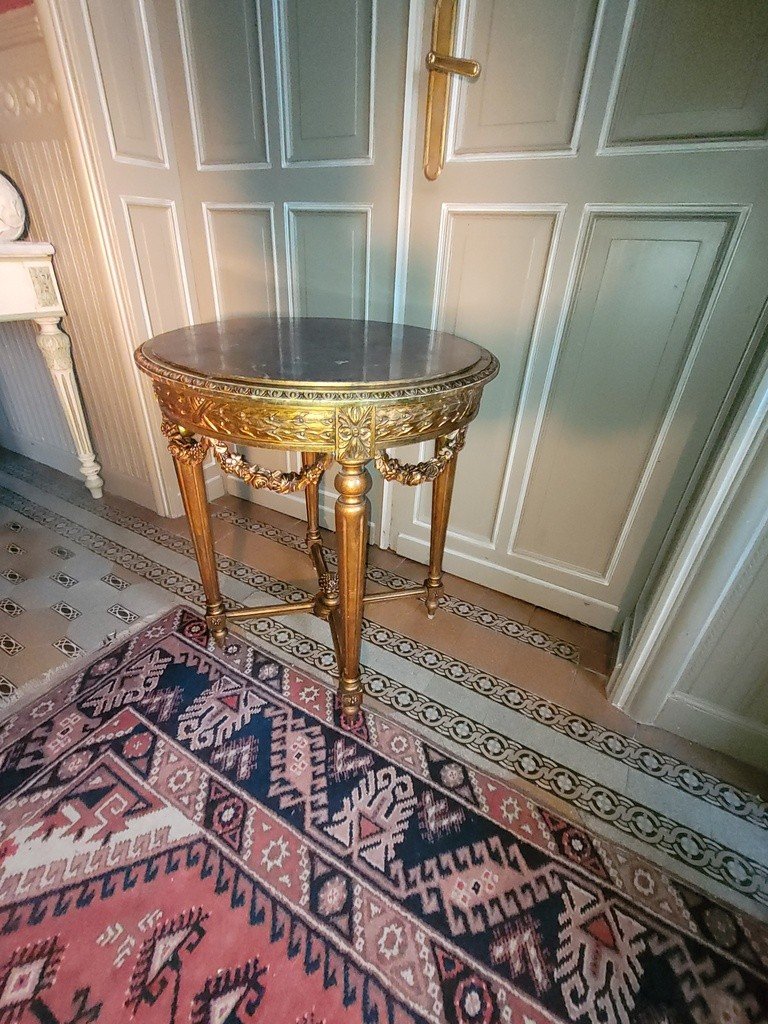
top-left (29, 265), bottom-right (56, 307)
top-left (0, 72), bottom-right (58, 121)
top-left (0, 175), bottom-right (26, 243)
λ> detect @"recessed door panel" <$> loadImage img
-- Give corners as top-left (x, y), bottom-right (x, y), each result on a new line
top-left (608, 0), bottom-right (768, 145)
top-left (413, 209), bottom-right (557, 545)
top-left (204, 205), bottom-right (277, 318)
top-left (688, 552), bottom-right (768, 718)
top-left (287, 207), bottom-right (369, 318)
top-left (83, 0), bottom-right (166, 163)
top-left (125, 200), bottom-right (190, 335)
top-left (178, 0), bottom-right (269, 166)
top-left (453, 0), bottom-right (598, 155)
top-left (279, 0), bottom-right (373, 163)
top-left (514, 212), bottom-right (735, 578)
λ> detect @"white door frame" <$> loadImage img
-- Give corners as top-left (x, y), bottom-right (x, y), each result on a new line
top-left (608, 300), bottom-right (768, 718)
top-left (379, 0), bottom-right (427, 551)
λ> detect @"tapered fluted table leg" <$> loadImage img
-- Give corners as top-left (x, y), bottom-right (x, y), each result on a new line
top-left (334, 461), bottom-right (371, 719)
top-left (35, 317), bottom-right (104, 498)
top-left (425, 435), bottom-right (460, 617)
top-left (169, 428), bottom-right (227, 645)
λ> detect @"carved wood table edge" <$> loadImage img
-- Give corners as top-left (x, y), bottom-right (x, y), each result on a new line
top-left (135, 316), bottom-right (499, 720)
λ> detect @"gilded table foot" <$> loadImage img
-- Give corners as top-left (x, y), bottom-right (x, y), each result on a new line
top-left (205, 606), bottom-right (228, 647)
top-left (424, 577), bottom-right (444, 619)
top-left (338, 678), bottom-right (364, 719)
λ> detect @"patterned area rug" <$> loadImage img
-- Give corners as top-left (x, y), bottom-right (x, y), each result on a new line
top-left (0, 608), bottom-right (765, 1024)
top-left (3, 450), bottom-right (768, 922)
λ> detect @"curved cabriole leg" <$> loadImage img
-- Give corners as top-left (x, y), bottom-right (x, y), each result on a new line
top-left (334, 460), bottom-right (371, 720)
top-left (168, 427), bottom-right (227, 646)
top-left (425, 434), bottom-right (459, 618)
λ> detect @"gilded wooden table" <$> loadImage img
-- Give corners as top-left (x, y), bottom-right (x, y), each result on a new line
top-left (136, 316), bottom-right (498, 718)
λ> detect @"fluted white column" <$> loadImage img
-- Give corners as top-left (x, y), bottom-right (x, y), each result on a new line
top-left (34, 316), bottom-right (104, 498)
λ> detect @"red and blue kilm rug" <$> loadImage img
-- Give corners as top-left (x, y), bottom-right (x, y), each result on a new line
top-left (0, 606), bottom-right (765, 1023)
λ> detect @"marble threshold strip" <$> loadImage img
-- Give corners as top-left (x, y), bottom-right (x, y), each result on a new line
top-left (0, 457), bottom-right (762, 834)
top-left (0, 477), bottom-right (766, 917)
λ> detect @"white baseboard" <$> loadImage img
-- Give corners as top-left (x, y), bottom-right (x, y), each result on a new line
top-left (0, 434), bottom-right (80, 480)
top-left (230, 481), bottom-right (336, 530)
top-left (204, 461), bottom-right (226, 501)
top-left (656, 692), bottom-right (768, 771)
top-left (607, 612), bottom-right (635, 698)
top-left (0, 434), bottom-right (162, 511)
top-left (227, 479), bottom-right (379, 539)
top-left (102, 466), bottom-right (157, 510)
top-left (395, 532), bottom-right (619, 631)
top-left (110, 456), bottom-right (225, 517)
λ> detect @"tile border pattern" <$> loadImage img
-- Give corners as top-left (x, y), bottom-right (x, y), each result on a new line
top-left (0, 635), bottom-right (23, 657)
top-left (2, 452), bottom-right (580, 661)
top-left (9, 466), bottom-right (760, 832)
top-left (213, 506), bottom-right (581, 661)
top-left (2, 463), bottom-right (767, 829)
top-left (0, 677), bottom-right (16, 704)
top-left (1, 482), bottom-right (766, 912)
top-left (52, 637), bottom-right (84, 659)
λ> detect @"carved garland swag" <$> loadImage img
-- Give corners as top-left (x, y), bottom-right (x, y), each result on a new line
top-left (162, 419), bottom-right (466, 492)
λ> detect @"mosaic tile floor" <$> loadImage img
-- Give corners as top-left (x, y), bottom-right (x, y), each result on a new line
top-left (0, 447), bottom-right (766, 922)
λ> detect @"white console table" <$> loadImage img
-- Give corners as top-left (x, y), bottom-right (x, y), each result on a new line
top-left (0, 241), bottom-right (103, 498)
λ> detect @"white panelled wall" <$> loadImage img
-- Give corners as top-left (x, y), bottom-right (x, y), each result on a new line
top-left (0, 3), bottom-right (159, 504)
top-left (393, 0), bottom-right (768, 631)
top-left (40, 0), bottom-right (408, 522)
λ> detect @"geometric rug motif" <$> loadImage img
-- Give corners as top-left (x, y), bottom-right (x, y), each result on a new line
top-left (0, 606), bottom-right (764, 1023)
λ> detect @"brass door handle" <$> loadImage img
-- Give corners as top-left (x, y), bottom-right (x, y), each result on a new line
top-left (423, 0), bottom-right (481, 181)
top-left (426, 51), bottom-right (480, 78)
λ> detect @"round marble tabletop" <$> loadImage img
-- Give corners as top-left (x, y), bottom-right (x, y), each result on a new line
top-left (137, 316), bottom-right (495, 392)
top-left (136, 316), bottom-right (498, 454)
